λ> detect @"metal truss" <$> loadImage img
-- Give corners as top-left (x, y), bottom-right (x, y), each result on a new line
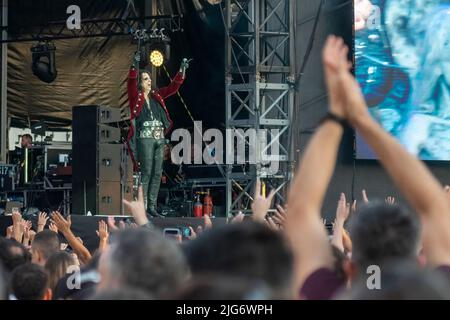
top-left (0, 15), bottom-right (182, 43)
top-left (225, 0), bottom-right (295, 215)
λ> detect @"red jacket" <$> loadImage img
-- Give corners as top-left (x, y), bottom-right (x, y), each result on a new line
top-left (126, 67), bottom-right (185, 171)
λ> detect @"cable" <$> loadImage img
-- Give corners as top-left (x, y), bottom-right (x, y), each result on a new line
top-left (294, 0), bottom-right (324, 92)
top-left (161, 65), bottom-right (228, 182)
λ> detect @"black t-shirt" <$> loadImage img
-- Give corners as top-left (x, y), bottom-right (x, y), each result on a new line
top-left (135, 98), bottom-right (170, 134)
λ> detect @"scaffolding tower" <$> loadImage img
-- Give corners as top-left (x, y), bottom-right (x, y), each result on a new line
top-left (224, 0), bottom-right (295, 215)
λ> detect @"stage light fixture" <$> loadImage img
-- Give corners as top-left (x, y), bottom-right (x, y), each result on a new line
top-left (148, 39), bottom-right (170, 68)
top-left (150, 49), bottom-right (164, 67)
top-left (30, 42), bottom-right (58, 83)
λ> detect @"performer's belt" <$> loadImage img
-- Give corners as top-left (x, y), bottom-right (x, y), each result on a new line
top-left (139, 122), bottom-right (164, 139)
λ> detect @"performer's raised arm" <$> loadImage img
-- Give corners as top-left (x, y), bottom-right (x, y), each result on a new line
top-left (127, 52), bottom-right (141, 115)
top-left (157, 58), bottom-right (190, 99)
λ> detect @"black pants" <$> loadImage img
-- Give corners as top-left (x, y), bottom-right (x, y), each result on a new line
top-left (137, 138), bottom-right (165, 212)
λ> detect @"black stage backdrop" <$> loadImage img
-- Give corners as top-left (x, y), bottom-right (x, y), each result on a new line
top-left (6, 0), bottom-right (225, 130)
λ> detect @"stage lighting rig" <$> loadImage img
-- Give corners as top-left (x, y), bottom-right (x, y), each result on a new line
top-left (148, 28), bottom-right (170, 68)
top-left (30, 42), bottom-right (57, 83)
top-left (132, 28), bottom-right (171, 68)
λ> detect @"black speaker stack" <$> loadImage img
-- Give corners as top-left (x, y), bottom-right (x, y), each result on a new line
top-left (72, 106), bottom-right (133, 215)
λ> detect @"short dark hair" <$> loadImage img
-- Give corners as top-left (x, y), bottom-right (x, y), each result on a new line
top-left (11, 263), bottom-right (49, 300)
top-left (32, 230), bottom-right (60, 261)
top-left (0, 238), bottom-right (31, 272)
top-left (21, 134), bottom-right (32, 141)
top-left (107, 229), bottom-right (188, 297)
top-left (183, 221), bottom-right (294, 298)
top-left (349, 201), bottom-right (420, 270)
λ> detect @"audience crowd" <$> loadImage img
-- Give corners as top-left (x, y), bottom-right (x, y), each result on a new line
top-left (2, 37), bottom-right (450, 300)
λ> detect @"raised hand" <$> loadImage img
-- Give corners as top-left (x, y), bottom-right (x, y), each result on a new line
top-left (50, 212), bottom-right (71, 234)
top-left (132, 51), bottom-right (141, 67)
top-left (351, 199), bottom-right (357, 215)
top-left (12, 209), bottom-right (22, 225)
top-left (331, 192), bottom-right (352, 253)
top-left (96, 220), bottom-right (109, 240)
top-left (322, 35), bottom-right (352, 118)
top-left (336, 193), bottom-right (350, 223)
top-left (266, 216), bottom-right (280, 231)
top-left (203, 214), bottom-right (213, 230)
top-left (385, 196), bottom-right (396, 205)
top-left (29, 230), bottom-right (36, 244)
top-left (6, 225), bottom-right (13, 239)
top-left (362, 189), bottom-right (369, 204)
top-left (123, 186), bottom-right (149, 226)
top-left (118, 220), bottom-right (126, 230)
top-left (37, 212), bottom-right (49, 233)
top-left (180, 58), bottom-right (190, 72)
top-left (49, 223), bottom-right (58, 234)
top-left (107, 216), bottom-right (118, 231)
top-left (12, 209), bottom-right (23, 242)
top-left (251, 178), bottom-right (276, 222)
top-left (22, 221), bottom-right (32, 245)
top-left (187, 226), bottom-right (197, 241)
top-left (273, 205), bottom-right (287, 227)
top-left (50, 212), bottom-right (91, 264)
top-left (231, 212), bottom-right (245, 224)
top-left (96, 220), bottom-right (109, 251)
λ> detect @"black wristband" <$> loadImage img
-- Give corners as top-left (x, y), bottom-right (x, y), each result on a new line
top-left (320, 112), bottom-right (347, 128)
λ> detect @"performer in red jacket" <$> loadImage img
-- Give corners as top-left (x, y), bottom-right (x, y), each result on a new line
top-left (127, 55), bottom-right (189, 216)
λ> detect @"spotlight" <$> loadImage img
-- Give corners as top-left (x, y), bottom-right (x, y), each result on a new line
top-left (150, 49), bottom-right (164, 67)
top-left (30, 42), bottom-right (57, 83)
top-left (148, 39), bottom-right (170, 68)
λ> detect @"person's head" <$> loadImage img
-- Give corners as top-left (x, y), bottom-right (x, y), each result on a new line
top-left (44, 251), bottom-right (76, 293)
top-left (169, 275), bottom-right (273, 300)
top-left (348, 201), bottom-right (420, 278)
top-left (20, 134), bottom-right (32, 148)
top-left (31, 230), bottom-right (60, 266)
top-left (183, 221), bottom-right (294, 298)
top-left (140, 71), bottom-right (152, 93)
top-left (338, 260), bottom-right (450, 300)
top-left (98, 228), bottom-right (188, 298)
top-left (53, 252), bottom-right (101, 300)
top-left (10, 263), bottom-right (52, 300)
top-left (0, 238), bottom-right (31, 273)
top-left (91, 286), bottom-right (153, 300)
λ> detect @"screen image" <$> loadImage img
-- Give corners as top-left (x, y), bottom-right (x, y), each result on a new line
top-left (355, 0), bottom-right (450, 160)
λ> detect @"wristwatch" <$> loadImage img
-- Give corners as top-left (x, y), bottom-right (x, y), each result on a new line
top-left (320, 112), bottom-right (347, 128)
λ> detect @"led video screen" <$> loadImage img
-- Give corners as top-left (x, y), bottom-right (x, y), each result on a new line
top-left (355, 0), bottom-right (450, 160)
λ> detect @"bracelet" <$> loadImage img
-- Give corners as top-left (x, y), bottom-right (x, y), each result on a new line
top-left (320, 112), bottom-right (347, 128)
